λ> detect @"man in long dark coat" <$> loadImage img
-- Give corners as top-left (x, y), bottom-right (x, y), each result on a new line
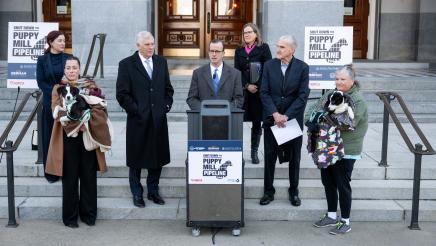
top-left (116, 31), bottom-right (174, 207)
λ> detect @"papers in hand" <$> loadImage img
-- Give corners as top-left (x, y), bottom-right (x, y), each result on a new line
top-left (270, 119), bottom-right (303, 145)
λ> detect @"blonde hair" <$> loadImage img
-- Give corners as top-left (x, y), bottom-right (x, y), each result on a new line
top-left (241, 23), bottom-right (263, 46)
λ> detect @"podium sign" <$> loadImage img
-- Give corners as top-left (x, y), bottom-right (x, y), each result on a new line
top-left (188, 140), bottom-right (242, 185)
top-left (304, 26), bottom-right (353, 89)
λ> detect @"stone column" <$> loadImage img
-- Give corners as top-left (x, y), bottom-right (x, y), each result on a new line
top-left (418, 0), bottom-right (436, 62)
top-left (72, 0), bottom-right (152, 66)
top-left (262, 0), bottom-right (343, 59)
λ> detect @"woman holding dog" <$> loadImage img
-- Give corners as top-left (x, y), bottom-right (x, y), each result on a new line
top-left (46, 56), bottom-right (109, 228)
top-left (36, 30), bottom-right (71, 183)
top-left (234, 23), bottom-right (271, 164)
top-left (305, 64), bottom-right (368, 235)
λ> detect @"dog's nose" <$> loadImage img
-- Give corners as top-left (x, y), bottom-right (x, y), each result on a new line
top-left (66, 96), bottom-right (71, 100)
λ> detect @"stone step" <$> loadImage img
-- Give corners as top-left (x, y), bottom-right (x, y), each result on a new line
top-left (2, 177), bottom-right (436, 200)
top-left (2, 197), bottom-right (436, 222)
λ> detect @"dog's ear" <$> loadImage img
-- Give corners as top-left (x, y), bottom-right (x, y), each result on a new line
top-left (324, 92), bottom-right (333, 109)
top-left (57, 86), bottom-right (64, 95)
top-left (71, 86), bottom-right (80, 95)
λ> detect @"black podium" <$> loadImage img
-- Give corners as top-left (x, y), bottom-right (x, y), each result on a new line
top-left (186, 100), bottom-right (244, 236)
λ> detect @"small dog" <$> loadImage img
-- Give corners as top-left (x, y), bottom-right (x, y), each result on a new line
top-left (53, 84), bottom-right (90, 127)
top-left (325, 90), bottom-right (354, 120)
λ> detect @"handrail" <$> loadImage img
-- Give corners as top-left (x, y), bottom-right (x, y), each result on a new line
top-left (376, 91), bottom-right (435, 155)
top-left (376, 91), bottom-right (436, 231)
top-left (0, 90), bottom-right (42, 228)
top-left (82, 33), bottom-right (107, 78)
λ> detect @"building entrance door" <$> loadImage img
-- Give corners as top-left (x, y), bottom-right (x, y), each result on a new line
top-left (344, 0), bottom-right (369, 59)
top-left (158, 0), bottom-right (253, 57)
top-left (43, 0), bottom-right (72, 52)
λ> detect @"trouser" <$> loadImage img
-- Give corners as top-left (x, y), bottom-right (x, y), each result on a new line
top-left (129, 167), bottom-right (163, 197)
top-left (62, 132), bottom-right (97, 225)
top-left (251, 121), bottom-right (262, 152)
top-left (320, 158), bottom-right (355, 219)
top-left (263, 127), bottom-right (302, 196)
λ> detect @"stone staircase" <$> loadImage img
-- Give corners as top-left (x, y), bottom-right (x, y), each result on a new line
top-left (0, 120), bottom-right (436, 222)
top-left (0, 61), bottom-right (436, 223)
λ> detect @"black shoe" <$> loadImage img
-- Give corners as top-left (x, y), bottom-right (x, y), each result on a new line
top-left (147, 193), bottom-right (165, 205)
top-left (46, 176), bottom-right (60, 183)
top-left (290, 195), bottom-right (301, 207)
top-left (65, 223), bottom-right (79, 228)
top-left (133, 196), bottom-right (145, 208)
top-left (259, 194), bottom-right (274, 205)
top-left (81, 219), bottom-right (96, 226)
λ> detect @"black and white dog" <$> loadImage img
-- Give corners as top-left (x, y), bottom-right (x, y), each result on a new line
top-left (325, 90), bottom-right (354, 119)
top-left (53, 84), bottom-right (90, 126)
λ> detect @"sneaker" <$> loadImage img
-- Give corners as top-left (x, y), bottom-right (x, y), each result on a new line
top-left (313, 213), bottom-right (337, 228)
top-left (329, 220), bottom-right (351, 235)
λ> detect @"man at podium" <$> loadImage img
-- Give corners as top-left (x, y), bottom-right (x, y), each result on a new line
top-left (186, 39), bottom-right (243, 110)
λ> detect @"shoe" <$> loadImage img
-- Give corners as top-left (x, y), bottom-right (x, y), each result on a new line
top-left (65, 223), bottom-right (79, 228)
top-left (82, 220), bottom-right (95, 226)
top-left (147, 193), bottom-right (165, 205)
top-left (289, 195), bottom-right (301, 206)
top-left (329, 220), bottom-right (351, 235)
top-left (259, 194), bottom-right (274, 205)
top-left (313, 213), bottom-right (337, 228)
top-left (133, 196), bottom-right (145, 208)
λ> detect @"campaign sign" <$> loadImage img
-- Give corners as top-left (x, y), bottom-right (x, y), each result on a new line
top-left (304, 26), bottom-right (353, 89)
top-left (188, 140), bottom-right (242, 185)
top-left (7, 22), bottom-right (58, 88)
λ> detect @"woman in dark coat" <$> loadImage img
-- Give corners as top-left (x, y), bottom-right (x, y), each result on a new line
top-left (36, 30), bottom-right (71, 183)
top-left (234, 23), bottom-right (272, 164)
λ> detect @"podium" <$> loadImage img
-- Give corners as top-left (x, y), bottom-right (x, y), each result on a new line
top-left (186, 100), bottom-right (244, 236)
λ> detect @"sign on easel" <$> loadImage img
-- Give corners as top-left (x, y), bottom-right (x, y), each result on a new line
top-left (7, 22), bottom-right (58, 88)
top-left (304, 26), bottom-right (353, 89)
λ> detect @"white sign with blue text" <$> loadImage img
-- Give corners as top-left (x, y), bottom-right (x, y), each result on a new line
top-left (304, 26), bottom-right (353, 89)
top-left (7, 22), bottom-right (58, 88)
top-left (188, 140), bottom-right (242, 185)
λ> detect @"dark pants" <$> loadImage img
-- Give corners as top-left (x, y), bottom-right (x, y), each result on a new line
top-left (42, 104), bottom-right (59, 182)
top-left (129, 167), bottom-right (163, 197)
top-left (320, 158), bottom-right (355, 219)
top-left (62, 132), bottom-right (97, 226)
top-left (263, 127), bottom-right (302, 196)
top-left (252, 121), bottom-right (261, 134)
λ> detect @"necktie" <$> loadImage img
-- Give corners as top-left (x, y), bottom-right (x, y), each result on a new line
top-left (144, 59), bottom-right (153, 78)
top-left (213, 68), bottom-right (219, 95)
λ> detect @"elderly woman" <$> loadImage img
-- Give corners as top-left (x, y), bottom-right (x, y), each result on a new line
top-left (234, 23), bottom-right (272, 164)
top-left (306, 65), bottom-right (368, 235)
top-left (36, 30), bottom-right (71, 183)
top-left (46, 56), bottom-right (110, 228)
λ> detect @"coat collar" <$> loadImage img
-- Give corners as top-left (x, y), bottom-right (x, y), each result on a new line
top-left (201, 62), bottom-right (231, 92)
top-left (133, 51), bottom-right (156, 81)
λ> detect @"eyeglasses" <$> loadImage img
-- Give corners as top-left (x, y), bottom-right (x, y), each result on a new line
top-left (243, 31), bottom-right (254, 35)
top-left (209, 50), bottom-right (223, 54)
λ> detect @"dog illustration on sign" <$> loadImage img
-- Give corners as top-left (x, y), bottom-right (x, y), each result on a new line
top-left (216, 160), bottom-right (232, 179)
top-left (326, 38), bottom-right (348, 63)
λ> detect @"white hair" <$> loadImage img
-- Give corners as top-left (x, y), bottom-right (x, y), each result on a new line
top-left (278, 35), bottom-right (297, 50)
top-left (136, 31), bottom-right (154, 44)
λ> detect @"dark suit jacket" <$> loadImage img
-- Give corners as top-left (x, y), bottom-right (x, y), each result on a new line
top-left (260, 57), bottom-right (310, 129)
top-left (116, 52), bottom-right (174, 169)
top-left (186, 63), bottom-right (244, 110)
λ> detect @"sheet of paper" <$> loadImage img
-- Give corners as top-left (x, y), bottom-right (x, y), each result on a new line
top-left (270, 119), bottom-right (303, 145)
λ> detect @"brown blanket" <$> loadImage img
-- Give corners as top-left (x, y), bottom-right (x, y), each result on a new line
top-left (46, 84), bottom-right (108, 176)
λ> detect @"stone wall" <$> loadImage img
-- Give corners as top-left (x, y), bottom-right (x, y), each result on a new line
top-left (72, 0), bottom-right (152, 66)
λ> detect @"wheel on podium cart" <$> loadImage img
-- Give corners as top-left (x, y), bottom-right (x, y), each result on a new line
top-left (232, 227), bottom-right (241, 236)
top-left (192, 227), bottom-right (201, 237)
